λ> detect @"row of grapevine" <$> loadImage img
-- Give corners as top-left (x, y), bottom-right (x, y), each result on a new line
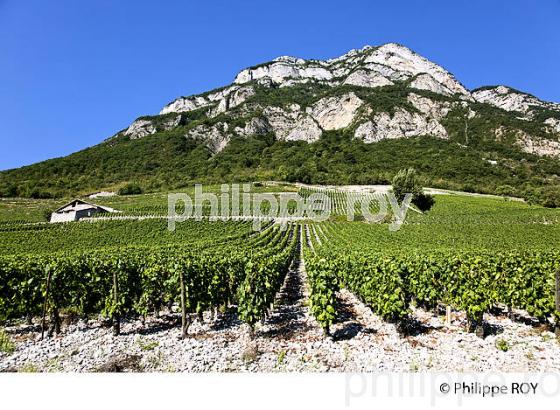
top-left (237, 224), bottom-right (298, 330)
top-left (302, 225), bottom-right (338, 334)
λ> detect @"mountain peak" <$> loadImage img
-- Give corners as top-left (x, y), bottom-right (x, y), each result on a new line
top-left (231, 43), bottom-right (470, 97)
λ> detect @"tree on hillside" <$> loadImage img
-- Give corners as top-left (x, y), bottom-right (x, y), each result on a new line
top-left (118, 183), bottom-right (143, 196)
top-left (392, 168), bottom-right (435, 212)
top-left (523, 186), bottom-right (560, 208)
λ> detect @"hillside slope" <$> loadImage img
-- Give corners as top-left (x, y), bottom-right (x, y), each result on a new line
top-left (1, 43), bottom-right (559, 199)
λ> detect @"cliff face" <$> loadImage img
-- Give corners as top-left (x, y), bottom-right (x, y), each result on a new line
top-left (118, 43), bottom-right (560, 158)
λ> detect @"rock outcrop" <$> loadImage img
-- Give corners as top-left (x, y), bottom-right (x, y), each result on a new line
top-left (517, 134), bottom-right (560, 158)
top-left (410, 73), bottom-right (454, 96)
top-left (261, 106), bottom-right (322, 142)
top-left (307, 93), bottom-right (363, 131)
top-left (160, 85), bottom-right (255, 116)
top-left (124, 119), bottom-right (156, 139)
top-left (354, 109), bottom-right (448, 143)
top-left (234, 117), bottom-right (272, 137)
top-left (544, 118), bottom-right (560, 134)
top-left (234, 56), bottom-right (333, 85)
top-left (186, 123), bottom-right (230, 154)
top-left (472, 86), bottom-right (560, 117)
top-left (342, 70), bottom-right (394, 88)
top-left (359, 44), bottom-right (470, 97)
top-left (352, 93), bottom-right (450, 143)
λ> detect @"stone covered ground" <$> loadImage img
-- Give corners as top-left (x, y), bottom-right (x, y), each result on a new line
top-left (1, 258), bottom-right (559, 373)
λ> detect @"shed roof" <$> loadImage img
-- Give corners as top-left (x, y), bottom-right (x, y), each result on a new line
top-left (54, 199), bottom-right (115, 214)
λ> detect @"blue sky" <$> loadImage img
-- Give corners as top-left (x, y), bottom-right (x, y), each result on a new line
top-left (1, 0), bottom-right (559, 170)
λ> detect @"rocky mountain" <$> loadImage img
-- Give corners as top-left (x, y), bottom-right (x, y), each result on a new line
top-left (118, 43), bottom-right (560, 159)
top-left (2, 43), bottom-right (560, 199)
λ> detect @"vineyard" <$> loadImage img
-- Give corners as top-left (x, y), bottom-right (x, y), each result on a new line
top-left (1, 190), bottom-right (560, 371)
top-left (0, 220), bottom-right (298, 337)
top-left (305, 223), bottom-right (560, 336)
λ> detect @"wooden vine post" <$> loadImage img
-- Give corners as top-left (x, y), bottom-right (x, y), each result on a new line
top-left (180, 269), bottom-right (188, 339)
top-left (554, 269), bottom-right (560, 337)
top-left (40, 267), bottom-right (54, 340)
top-left (112, 270), bottom-right (120, 336)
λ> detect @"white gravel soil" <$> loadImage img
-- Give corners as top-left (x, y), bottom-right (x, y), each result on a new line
top-left (1, 261), bottom-right (559, 373)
